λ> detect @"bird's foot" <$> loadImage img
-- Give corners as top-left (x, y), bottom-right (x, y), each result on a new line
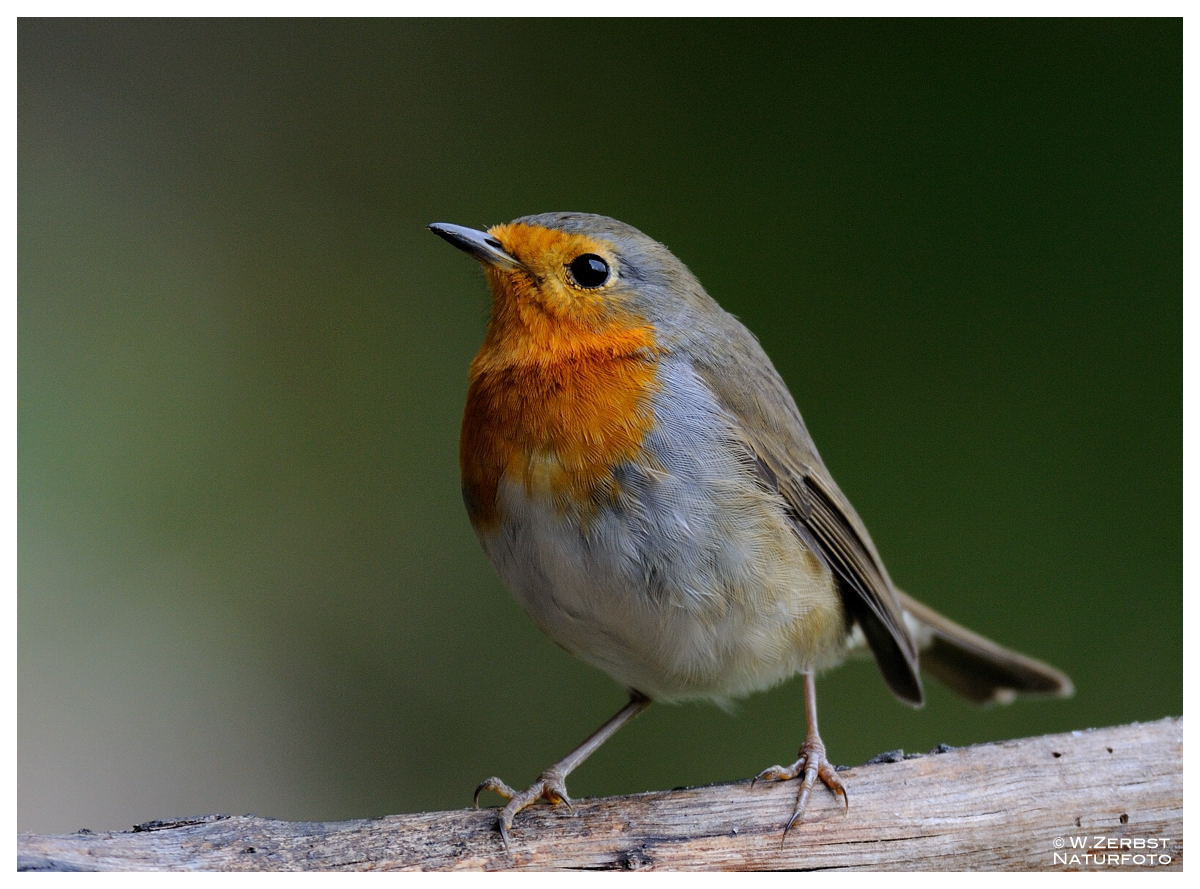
top-left (474, 770), bottom-right (572, 848)
top-left (753, 735), bottom-right (848, 837)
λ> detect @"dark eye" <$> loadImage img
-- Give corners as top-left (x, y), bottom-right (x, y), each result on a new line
top-left (567, 254), bottom-right (610, 288)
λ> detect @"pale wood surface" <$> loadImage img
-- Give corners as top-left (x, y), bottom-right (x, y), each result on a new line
top-left (17, 717), bottom-right (1182, 872)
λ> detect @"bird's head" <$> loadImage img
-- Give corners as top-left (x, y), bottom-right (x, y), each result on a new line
top-left (430, 212), bottom-right (713, 348)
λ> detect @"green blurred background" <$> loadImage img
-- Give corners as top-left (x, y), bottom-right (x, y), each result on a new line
top-left (19, 18), bottom-right (1180, 834)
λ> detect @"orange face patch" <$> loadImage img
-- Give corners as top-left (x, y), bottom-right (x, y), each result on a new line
top-left (479, 223), bottom-right (622, 340)
top-left (461, 224), bottom-right (661, 529)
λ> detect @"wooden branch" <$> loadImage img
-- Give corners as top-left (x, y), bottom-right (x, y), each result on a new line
top-left (18, 717), bottom-right (1181, 872)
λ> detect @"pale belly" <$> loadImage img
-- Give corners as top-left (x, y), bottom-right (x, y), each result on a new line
top-left (472, 362), bottom-right (848, 704)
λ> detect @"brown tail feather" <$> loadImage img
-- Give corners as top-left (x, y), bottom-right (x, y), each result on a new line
top-left (898, 591), bottom-right (1074, 705)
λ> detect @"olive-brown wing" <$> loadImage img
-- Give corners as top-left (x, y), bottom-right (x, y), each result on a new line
top-left (689, 330), bottom-right (923, 705)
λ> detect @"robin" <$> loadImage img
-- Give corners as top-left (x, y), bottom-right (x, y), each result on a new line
top-left (429, 213), bottom-right (1072, 845)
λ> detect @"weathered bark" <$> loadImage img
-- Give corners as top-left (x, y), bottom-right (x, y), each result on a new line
top-left (17, 717), bottom-right (1182, 871)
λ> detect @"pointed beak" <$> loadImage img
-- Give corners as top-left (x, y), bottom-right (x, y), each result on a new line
top-left (427, 222), bottom-right (524, 270)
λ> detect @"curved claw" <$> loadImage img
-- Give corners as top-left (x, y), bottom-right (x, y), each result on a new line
top-left (474, 770), bottom-right (573, 848)
top-left (474, 776), bottom-right (518, 808)
top-left (752, 764), bottom-right (789, 788)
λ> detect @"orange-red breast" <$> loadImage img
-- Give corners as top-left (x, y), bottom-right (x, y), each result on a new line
top-left (430, 213), bottom-right (1072, 845)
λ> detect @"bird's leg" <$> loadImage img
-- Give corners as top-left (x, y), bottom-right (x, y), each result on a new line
top-left (474, 691), bottom-right (651, 847)
top-left (753, 672), bottom-right (848, 835)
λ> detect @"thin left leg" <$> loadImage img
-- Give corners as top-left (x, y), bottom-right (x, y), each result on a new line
top-left (475, 691), bottom-right (651, 846)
